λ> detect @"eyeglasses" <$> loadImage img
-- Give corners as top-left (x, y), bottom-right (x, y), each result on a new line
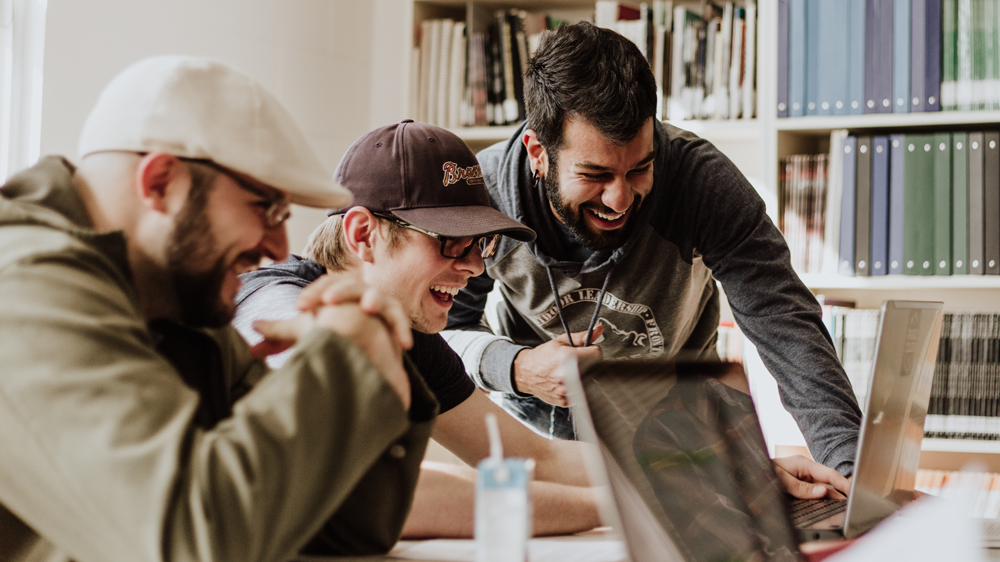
top-left (183, 158), bottom-right (292, 228)
top-left (373, 212), bottom-right (501, 260)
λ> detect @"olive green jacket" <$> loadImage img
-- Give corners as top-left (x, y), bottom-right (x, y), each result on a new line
top-left (0, 157), bottom-right (438, 562)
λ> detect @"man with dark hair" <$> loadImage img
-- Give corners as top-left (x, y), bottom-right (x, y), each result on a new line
top-left (444, 22), bottom-right (863, 477)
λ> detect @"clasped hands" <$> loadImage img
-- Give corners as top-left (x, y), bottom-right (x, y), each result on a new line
top-left (249, 272), bottom-right (414, 410)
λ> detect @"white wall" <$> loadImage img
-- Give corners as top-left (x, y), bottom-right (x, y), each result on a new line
top-left (40, 0), bottom-right (382, 252)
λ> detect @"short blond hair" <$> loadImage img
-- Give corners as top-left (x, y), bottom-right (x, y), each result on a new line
top-left (303, 214), bottom-right (405, 271)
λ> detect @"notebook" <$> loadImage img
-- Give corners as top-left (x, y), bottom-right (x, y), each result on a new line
top-left (564, 300), bottom-right (944, 561)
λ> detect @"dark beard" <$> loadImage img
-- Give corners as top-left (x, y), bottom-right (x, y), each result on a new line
top-left (165, 195), bottom-right (234, 328)
top-left (544, 152), bottom-right (642, 252)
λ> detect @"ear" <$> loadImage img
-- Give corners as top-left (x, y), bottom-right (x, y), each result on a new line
top-left (523, 129), bottom-right (549, 178)
top-left (341, 207), bottom-right (380, 263)
top-left (134, 152), bottom-right (188, 214)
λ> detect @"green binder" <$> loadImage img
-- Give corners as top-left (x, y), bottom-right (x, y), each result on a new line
top-left (952, 132), bottom-right (969, 274)
top-left (934, 133), bottom-right (953, 275)
top-left (904, 134), bottom-right (936, 276)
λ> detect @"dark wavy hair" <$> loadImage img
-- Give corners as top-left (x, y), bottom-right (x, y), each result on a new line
top-left (524, 21), bottom-right (658, 153)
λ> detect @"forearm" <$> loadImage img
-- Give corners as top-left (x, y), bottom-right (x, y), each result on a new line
top-left (402, 462), bottom-right (601, 539)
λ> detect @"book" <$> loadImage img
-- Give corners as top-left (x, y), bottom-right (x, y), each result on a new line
top-left (447, 22), bottom-right (467, 129)
top-left (824, 129), bottom-right (850, 274)
top-left (953, 132), bottom-right (970, 274)
top-left (839, 136), bottom-right (858, 276)
top-left (855, 136), bottom-right (873, 275)
top-left (778, 0), bottom-right (790, 117)
top-left (742, 1), bottom-right (756, 119)
top-left (789, 0), bottom-right (806, 116)
top-left (956, 0), bottom-right (973, 110)
top-left (870, 136), bottom-right (890, 275)
top-left (436, 19), bottom-right (454, 127)
top-left (934, 132), bottom-right (953, 275)
top-left (427, 19), bottom-right (443, 126)
top-left (893, 0), bottom-right (911, 113)
top-left (969, 132), bottom-right (985, 274)
top-left (985, 131), bottom-right (1000, 274)
top-left (889, 134), bottom-right (906, 274)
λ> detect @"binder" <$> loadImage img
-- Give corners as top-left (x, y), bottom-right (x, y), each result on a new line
top-left (953, 132), bottom-right (970, 274)
top-left (864, 0), bottom-right (880, 113)
top-left (893, 0), bottom-right (911, 113)
top-left (924, 0), bottom-right (943, 111)
top-left (941, 0), bottom-right (958, 110)
top-left (910, 0), bottom-right (927, 112)
top-left (778, 0), bottom-right (790, 117)
top-left (805, 0), bottom-right (821, 115)
top-left (870, 136), bottom-right (890, 275)
top-left (840, 136), bottom-right (858, 276)
top-left (855, 136), bottom-right (873, 275)
top-left (876, 0), bottom-right (894, 112)
top-left (789, 0), bottom-right (807, 116)
top-left (904, 135), bottom-right (935, 275)
top-left (889, 135), bottom-right (906, 274)
top-left (848, 0), bottom-right (868, 114)
top-left (969, 132), bottom-right (985, 274)
top-left (985, 132), bottom-right (1000, 275)
top-left (933, 132), bottom-right (953, 275)
top-left (818, 1), bottom-right (849, 115)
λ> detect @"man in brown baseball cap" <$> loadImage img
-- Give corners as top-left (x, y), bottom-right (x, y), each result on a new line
top-left (0, 57), bottom-right (431, 561)
top-left (236, 121), bottom-right (605, 538)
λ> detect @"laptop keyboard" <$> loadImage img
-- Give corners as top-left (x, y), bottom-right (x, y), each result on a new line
top-left (788, 498), bottom-right (848, 527)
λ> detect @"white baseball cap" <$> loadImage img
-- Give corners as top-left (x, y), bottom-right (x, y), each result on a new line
top-left (78, 55), bottom-right (352, 209)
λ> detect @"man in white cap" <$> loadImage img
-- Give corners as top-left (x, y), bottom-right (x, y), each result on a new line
top-left (0, 56), bottom-right (435, 562)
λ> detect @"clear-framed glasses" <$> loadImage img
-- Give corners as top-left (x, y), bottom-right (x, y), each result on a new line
top-left (182, 158), bottom-right (292, 228)
top-left (373, 212), bottom-right (500, 259)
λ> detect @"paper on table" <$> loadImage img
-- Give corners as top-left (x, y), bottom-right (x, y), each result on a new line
top-left (825, 485), bottom-right (985, 562)
top-left (389, 538), bottom-right (626, 562)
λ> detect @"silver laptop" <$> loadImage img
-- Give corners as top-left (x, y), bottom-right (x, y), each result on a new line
top-left (565, 300), bottom-right (943, 561)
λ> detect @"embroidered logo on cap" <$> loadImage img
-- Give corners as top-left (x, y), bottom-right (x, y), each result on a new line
top-left (442, 162), bottom-right (484, 186)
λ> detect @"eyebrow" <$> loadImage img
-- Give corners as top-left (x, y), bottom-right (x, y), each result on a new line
top-left (574, 151), bottom-right (656, 172)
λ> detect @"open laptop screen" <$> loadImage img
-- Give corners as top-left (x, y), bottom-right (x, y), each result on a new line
top-left (572, 360), bottom-right (800, 562)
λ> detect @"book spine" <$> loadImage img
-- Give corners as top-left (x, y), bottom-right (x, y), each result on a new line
top-left (911, 0), bottom-right (927, 112)
top-left (871, 136), bottom-right (890, 275)
top-left (969, 132), bottom-right (986, 274)
top-left (848, 0), bottom-right (868, 114)
top-left (840, 136), bottom-right (858, 276)
top-left (942, 0), bottom-right (958, 110)
top-left (985, 131), bottom-right (1000, 274)
top-left (789, 0), bottom-right (806, 116)
top-left (805, 0), bottom-right (820, 115)
top-left (934, 132), bottom-right (954, 275)
top-left (778, 0), bottom-right (790, 117)
top-left (855, 136), bottom-right (873, 275)
top-left (864, 0), bottom-right (880, 112)
top-left (893, 0), bottom-right (911, 113)
top-left (957, 0), bottom-right (973, 110)
top-left (743, 1), bottom-right (757, 119)
top-left (925, 0), bottom-right (943, 111)
top-left (889, 134), bottom-right (906, 274)
top-left (953, 132), bottom-right (970, 274)
top-left (877, 0), bottom-right (894, 112)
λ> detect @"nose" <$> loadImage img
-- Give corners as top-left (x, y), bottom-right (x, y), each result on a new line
top-left (260, 224), bottom-right (290, 263)
top-left (456, 246), bottom-right (486, 277)
top-left (601, 177), bottom-right (633, 213)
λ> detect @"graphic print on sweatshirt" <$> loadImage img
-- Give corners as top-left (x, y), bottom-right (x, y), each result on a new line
top-left (529, 289), bottom-right (665, 359)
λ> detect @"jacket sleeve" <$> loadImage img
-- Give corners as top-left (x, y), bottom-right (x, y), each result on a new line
top-left (0, 229), bottom-right (434, 562)
top-left (660, 130), bottom-right (862, 475)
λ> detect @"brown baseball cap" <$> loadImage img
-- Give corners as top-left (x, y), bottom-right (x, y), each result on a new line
top-left (330, 120), bottom-right (535, 242)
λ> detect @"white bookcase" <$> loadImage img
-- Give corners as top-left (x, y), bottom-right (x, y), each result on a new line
top-left (374, 0), bottom-right (1000, 472)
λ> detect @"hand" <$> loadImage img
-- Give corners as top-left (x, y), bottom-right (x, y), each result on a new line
top-left (773, 455), bottom-right (851, 499)
top-left (296, 272), bottom-right (412, 351)
top-left (512, 325), bottom-right (604, 407)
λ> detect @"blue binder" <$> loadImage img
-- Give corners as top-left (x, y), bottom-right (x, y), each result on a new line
top-left (819, 2), bottom-right (850, 115)
top-left (840, 136), bottom-right (858, 276)
top-left (893, 0), bottom-right (911, 113)
top-left (871, 136), bottom-right (890, 275)
top-left (789, 0), bottom-right (807, 116)
top-left (805, 0), bottom-right (821, 115)
top-left (876, 0), bottom-right (895, 112)
top-left (864, 0), bottom-right (880, 113)
top-left (778, 0), bottom-right (790, 117)
top-left (848, 0), bottom-right (867, 114)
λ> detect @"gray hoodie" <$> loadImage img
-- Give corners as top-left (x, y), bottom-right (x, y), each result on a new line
top-left (444, 121), bottom-right (862, 475)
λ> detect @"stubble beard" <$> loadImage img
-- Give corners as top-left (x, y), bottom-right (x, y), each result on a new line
top-left (544, 152), bottom-right (641, 252)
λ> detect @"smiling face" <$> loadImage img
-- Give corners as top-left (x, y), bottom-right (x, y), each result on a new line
top-left (362, 223), bottom-right (485, 334)
top-left (166, 162), bottom-right (289, 327)
top-left (544, 117), bottom-right (655, 251)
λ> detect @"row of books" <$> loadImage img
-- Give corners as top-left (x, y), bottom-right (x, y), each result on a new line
top-left (777, 0), bottom-right (983, 118)
top-left (926, 313), bottom-right (1000, 440)
top-left (779, 154), bottom-right (830, 273)
top-left (836, 130), bottom-right (1000, 277)
top-left (822, 305), bottom-right (1000, 441)
top-left (916, 469), bottom-right (1000, 517)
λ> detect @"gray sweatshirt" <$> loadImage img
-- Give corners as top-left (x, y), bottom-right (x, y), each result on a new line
top-left (444, 120), bottom-right (862, 475)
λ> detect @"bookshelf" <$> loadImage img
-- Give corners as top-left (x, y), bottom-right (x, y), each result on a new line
top-left (377, 0), bottom-right (1000, 467)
